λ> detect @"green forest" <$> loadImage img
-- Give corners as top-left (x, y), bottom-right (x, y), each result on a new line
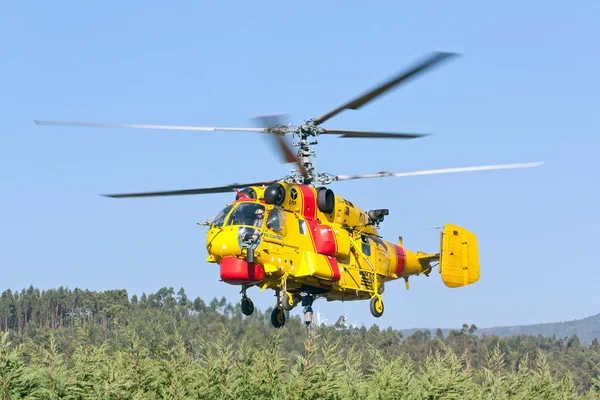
top-left (1, 285), bottom-right (599, 399)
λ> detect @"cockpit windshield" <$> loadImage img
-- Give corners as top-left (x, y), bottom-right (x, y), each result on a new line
top-left (226, 203), bottom-right (266, 228)
top-left (212, 204), bottom-right (233, 228)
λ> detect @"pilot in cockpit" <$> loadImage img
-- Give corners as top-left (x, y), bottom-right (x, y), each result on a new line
top-left (252, 208), bottom-right (264, 227)
top-left (237, 205), bottom-right (265, 250)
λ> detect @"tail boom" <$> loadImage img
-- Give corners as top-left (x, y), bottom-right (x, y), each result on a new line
top-left (389, 224), bottom-right (480, 288)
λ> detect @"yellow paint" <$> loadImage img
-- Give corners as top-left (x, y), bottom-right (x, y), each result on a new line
top-left (439, 224), bottom-right (480, 288)
top-left (205, 182), bottom-right (481, 305)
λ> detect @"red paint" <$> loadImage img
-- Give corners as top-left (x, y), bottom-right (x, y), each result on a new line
top-left (325, 255), bottom-right (341, 281)
top-left (393, 245), bottom-right (406, 276)
top-left (304, 219), bottom-right (341, 281)
top-left (312, 225), bottom-right (337, 255)
top-left (220, 257), bottom-right (266, 285)
top-left (297, 184), bottom-right (316, 219)
top-left (305, 219), bottom-right (319, 251)
top-left (234, 197), bottom-right (255, 203)
top-left (296, 184), bottom-right (340, 282)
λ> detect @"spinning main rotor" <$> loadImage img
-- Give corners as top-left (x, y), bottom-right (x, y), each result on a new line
top-left (35, 51), bottom-right (543, 198)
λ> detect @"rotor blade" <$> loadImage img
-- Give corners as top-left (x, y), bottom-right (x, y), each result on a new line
top-left (249, 113), bottom-right (291, 134)
top-left (248, 113), bottom-right (307, 176)
top-left (313, 52), bottom-right (460, 125)
top-left (320, 129), bottom-right (430, 139)
top-left (270, 135), bottom-right (296, 163)
top-left (274, 135), bottom-right (308, 178)
top-left (34, 120), bottom-right (269, 134)
top-left (333, 162), bottom-right (544, 182)
top-left (102, 180), bottom-right (278, 198)
top-left (250, 113), bottom-right (296, 163)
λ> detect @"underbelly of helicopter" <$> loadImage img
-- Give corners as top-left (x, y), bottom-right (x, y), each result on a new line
top-left (217, 253), bottom-right (384, 302)
top-left (210, 223), bottom-right (396, 300)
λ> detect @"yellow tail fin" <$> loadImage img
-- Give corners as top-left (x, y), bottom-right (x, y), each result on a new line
top-left (439, 224), bottom-right (480, 288)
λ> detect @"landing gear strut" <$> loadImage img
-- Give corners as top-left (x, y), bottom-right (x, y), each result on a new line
top-left (269, 289), bottom-right (315, 329)
top-left (270, 275), bottom-right (300, 328)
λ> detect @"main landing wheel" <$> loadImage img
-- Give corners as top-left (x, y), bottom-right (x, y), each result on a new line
top-left (241, 297), bottom-right (254, 316)
top-left (370, 296), bottom-right (384, 318)
top-left (271, 307), bottom-right (286, 328)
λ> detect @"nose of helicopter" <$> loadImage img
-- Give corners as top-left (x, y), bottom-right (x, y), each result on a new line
top-left (206, 225), bottom-right (267, 285)
top-left (206, 224), bottom-right (264, 261)
top-left (206, 225), bottom-right (241, 259)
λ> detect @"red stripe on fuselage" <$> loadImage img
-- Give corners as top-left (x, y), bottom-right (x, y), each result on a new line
top-left (297, 185), bottom-right (340, 281)
top-left (394, 245), bottom-right (406, 276)
top-left (325, 255), bottom-right (341, 281)
top-left (297, 185), bottom-right (316, 220)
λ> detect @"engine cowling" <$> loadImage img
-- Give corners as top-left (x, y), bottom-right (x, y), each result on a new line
top-left (264, 183), bottom-right (286, 205)
top-left (316, 187), bottom-right (335, 214)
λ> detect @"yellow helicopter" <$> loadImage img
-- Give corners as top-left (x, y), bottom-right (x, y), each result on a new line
top-left (35, 52), bottom-right (543, 328)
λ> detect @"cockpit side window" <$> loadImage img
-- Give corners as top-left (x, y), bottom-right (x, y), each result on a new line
top-left (266, 206), bottom-right (287, 233)
top-left (226, 203), bottom-right (266, 227)
top-left (212, 204), bottom-right (233, 228)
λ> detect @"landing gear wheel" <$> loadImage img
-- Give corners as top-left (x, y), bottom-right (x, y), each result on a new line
top-left (370, 296), bottom-right (384, 318)
top-left (241, 298), bottom-right (254, 316)
top-left (271, 307), bottom-right (286, 328)
top-left (282, 292), bottom-right (296, 311)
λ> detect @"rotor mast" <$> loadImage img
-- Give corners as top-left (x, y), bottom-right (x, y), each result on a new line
top-left (284, 119), bottom-right (339, 187)
top-left (292, 119), bottom-right (318, 186)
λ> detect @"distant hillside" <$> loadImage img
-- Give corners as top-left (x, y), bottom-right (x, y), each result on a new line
top-left (478, 313), bottom-right (600, 343)
top-left (400, 313), bottom-right (600, 344)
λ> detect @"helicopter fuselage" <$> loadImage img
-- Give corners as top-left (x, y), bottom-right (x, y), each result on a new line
top-left (205, 181), bottom-right (444, 302)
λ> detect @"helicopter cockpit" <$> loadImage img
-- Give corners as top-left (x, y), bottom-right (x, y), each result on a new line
top-left (211, 203), bottom-right (263, 228)
top-left (212, 202), bottom-right (286, 232)
top-left (226, 203), bottom-right (265, 228)
top-left (210, 202), bottom-right (264, 251)
top-left (211, 202), bottom-right (262, 247)
top-left (210, 202), bottom-right (287, 252)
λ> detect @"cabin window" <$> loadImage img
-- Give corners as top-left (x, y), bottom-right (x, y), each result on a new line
top-left (298, 219), bottom-right (307, 235)
top-left (266, 206), bottom-right (287, 233)
top-left (361, 235), bottom-right (371, 256)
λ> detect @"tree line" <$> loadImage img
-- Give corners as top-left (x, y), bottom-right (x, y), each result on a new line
top-left (0, 285), bottom-right (599, 398)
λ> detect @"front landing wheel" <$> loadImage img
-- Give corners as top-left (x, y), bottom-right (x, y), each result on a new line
top-left (241, 298), bottom-right (254, 316)
top-left (370, 296), bottom-right (384, 318)
top-left (271, 307), bottom-right (286, 328)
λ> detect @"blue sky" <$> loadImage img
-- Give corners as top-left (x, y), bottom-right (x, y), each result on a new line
top-left (1, 1), bottom-right (599, 331)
